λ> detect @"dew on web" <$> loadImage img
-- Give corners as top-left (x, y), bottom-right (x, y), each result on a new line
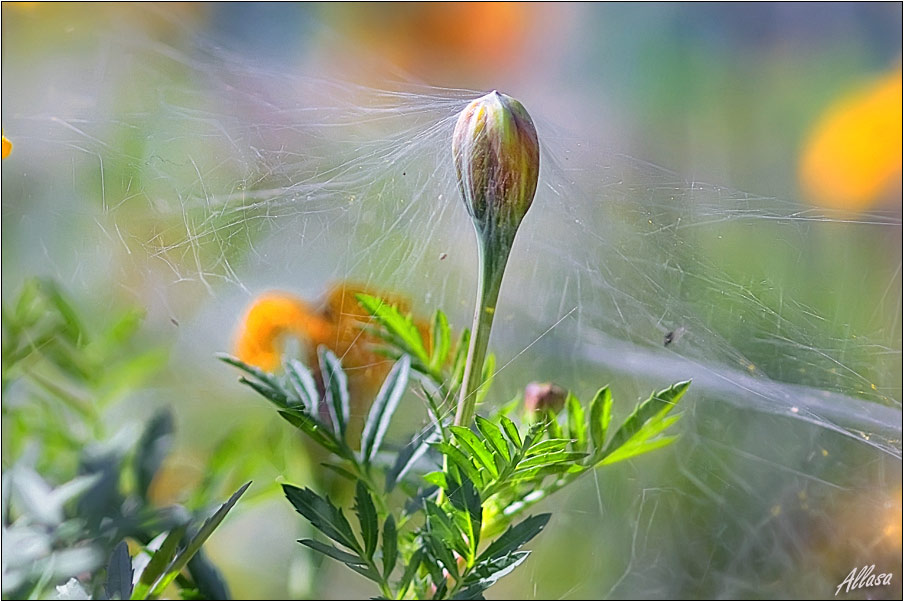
top-left (2, 15), bottom-right (900, 600)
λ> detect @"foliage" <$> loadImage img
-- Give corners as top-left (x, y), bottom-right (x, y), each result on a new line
top-left (222, 294), bottom-right (689, 599)
top-left (2, 280), bottom-right (247, 600)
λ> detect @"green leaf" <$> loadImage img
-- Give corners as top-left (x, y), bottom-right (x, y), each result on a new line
top-left (386, 425), bottom-right (439, 491)
top-left (446, 475), bottom-right (481, 553)
top-left (433, 442), bottom-right (482, 487)
top-left (429, 310), bottom-right (451, 373)
top-left (449, 426), bottom-right (497, 478)
top-left (450, 329), bottom-right (471, 391)
top-left (278, 410), bottom-right (346, 457)
top-left (321, 462), bottom-right (358, 482)
top-left (217, 354), bottom-right (283, 396)
top-left (476, 353), bottom-right (495, 404)
top-left (461, 550), bottom-right (530, 591)
top-left (345, 562), bottom-right (382, 582)
top-left (356, 294), bottom-right (429, 364)
top-left (524, 439), bottom-right (572, 456)
top-left (544, 410), bottom-right (563, 439)
top-left (398, 548), bottom-right (425, 598)
top-left (427, 534), bottom-right (460, 581)
top-left (105, 541), bottom-right (133, 600)
top-left (475, 416), bottom-right (510, 463)
top-left (239, 376), bottom-right (291, 409)
top-left (298, 539), bottom-right (364, 566)
top-left (135, 410), bottom-right (174, 500)
top-left (284, 358), bottom-right (320, 415)
top-left (354, 481), bottom-right (379, 560)
top-left (382, 515), bottom-right (398, 579)
top-left (598, 435), bottom-right (680, 466)
top-left (132, 525), bottom-right (186, 600)
top-left (319, 347), bottom-right (350, 439)
top-left (425, 500), bottom-right (468, 558)
top-left (361, 355), bottom-right (411, 463)
top-left (498, 416), bottom-right (522, 449)
top-left (477, 514), bottom-right (550, 563)
top-left (589, 386), bottom-right (612, 450)
top-left (601, 381), bottom-right (689, 459)
top-left (149, 482), bottom-right (251, 597)
top-left (516, 451), bottom-right (588, 471)
top-left (283, 484), bottom-right (359, 552)
top-left (423, 471), bottom-right (449, 490)
top-left (565, 393), bottom-right (586, 451)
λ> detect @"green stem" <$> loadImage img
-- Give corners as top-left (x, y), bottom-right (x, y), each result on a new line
top-left (454, 229), bottom-right (512, 428)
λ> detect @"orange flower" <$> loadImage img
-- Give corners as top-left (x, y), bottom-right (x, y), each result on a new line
top-left (799, 68), bottom-right (903, 211)
top-left (2, 134), bottom-right (11, 159)
top-left (234, 283), bottom-right (431, 420)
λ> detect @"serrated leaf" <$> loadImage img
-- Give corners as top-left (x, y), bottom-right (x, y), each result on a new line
top-left (524, 439), bottom-right (572, 456)
top-left (429, 310), bottom-right (451, 373)
top-left (278, 410), bottom-right (346, 457)
top-left (355, 482), bottom-right (379, 559)
top-left (516, 451), bottom-right (588, 471)
top-left (105, 541), bottom-right (133, 600)
top-left (601, 380), bottom-right (689, 459)
top-left (361, 355), bottom-right (411, 463)
top-left (319, 347), bottom-right (350, 439)
top-left (148, 482), bottom-right (250, 597)
top-left (135, 410), bottom-right (174, 500)
top-left (382, 515), bottom-right (398, 579)
top-left (598, 435), bottom-right (680, 465)
top-left (298, 538), bottom-right (364, 565)
top-left (283, 484), bottom-right (359, 552)
top-left (477, 514), bottom-right (550, 563)
top-left (449, 426), bottom-right (497, 478)
top-left (285, 358), bottom-right (320, 415)
top-left (386, 425), bottom-right (439, 491)
top-left (589, 386), bottom-right (612, 450)
top-left (356, 294), bottom-right (429, 364)
top-left (425, 500), bottom-right (468, 558)
top-left (433, 442), bottom-right (482, 487)
top-left (565, 393), bottom-right (586, 451)
top-left (462, 550), bottom-right (530, 590)
top-left (498, 416), bottom-right (522, 449)
top-left (446, 475), bottom-right (481, 553)
top-left (427, 534), bottom-right (460, 581)
top-left (398, 548), bottom-right (425, 598)
top-left (475, 416), bottom-right (510, 463)
top-left (217, 354), bottom-right (283, 395)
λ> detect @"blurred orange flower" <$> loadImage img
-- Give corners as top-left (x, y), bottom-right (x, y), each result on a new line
top-left (234, 282), bottom-right (430, 415)
top-left (799, 68), bottom-right (903, 211)
top-left (2, 134), bottom-right (12, 159)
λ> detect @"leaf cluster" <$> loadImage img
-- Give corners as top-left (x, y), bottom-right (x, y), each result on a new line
top-left (224, 295), bottom-right (690, 599)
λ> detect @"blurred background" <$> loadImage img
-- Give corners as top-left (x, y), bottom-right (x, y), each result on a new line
top-left (2, 3), bottom-right (901, 600)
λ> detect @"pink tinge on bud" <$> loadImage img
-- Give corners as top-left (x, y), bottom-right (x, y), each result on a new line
top-left (452, 91), bottom-right (540, 234)
top-left (524, 381), bottom-right (567, 415)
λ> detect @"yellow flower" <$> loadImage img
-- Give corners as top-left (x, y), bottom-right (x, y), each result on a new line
top-left (799, 68), bottom-right (902, 210)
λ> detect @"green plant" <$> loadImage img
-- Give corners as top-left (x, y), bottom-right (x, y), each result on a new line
top-left (2, 279), bottom-right (248, 600)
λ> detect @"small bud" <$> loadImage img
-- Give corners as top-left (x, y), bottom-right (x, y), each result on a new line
top-left (524, 382), bottom-right (567, 415)
top-left (452, 91), bottom-right (540, 234)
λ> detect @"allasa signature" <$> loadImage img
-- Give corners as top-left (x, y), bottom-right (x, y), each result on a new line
top-left (835, 565), bottom-right (893, 596)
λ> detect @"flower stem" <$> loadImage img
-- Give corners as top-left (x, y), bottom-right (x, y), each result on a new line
top-left (454, 227), bottom-right (513, 427)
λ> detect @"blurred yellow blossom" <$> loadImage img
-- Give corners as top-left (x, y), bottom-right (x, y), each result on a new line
top-left (799, 68), bottom-right (902, 210)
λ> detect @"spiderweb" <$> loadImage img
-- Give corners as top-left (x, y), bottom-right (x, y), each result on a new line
top-left (2, 10), bottom-right (900, 600)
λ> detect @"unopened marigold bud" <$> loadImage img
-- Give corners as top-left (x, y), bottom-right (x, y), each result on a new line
top-left (524, 382), bottom-right (567, 415)
top-left (452, 91), bottom-right (540, 234)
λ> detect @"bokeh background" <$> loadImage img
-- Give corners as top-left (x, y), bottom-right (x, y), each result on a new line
top-left (2, 3), bottom-right (902, 600)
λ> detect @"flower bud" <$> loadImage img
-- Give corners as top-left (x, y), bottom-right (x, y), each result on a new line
top-left (452, 91), bottom-right (540, 234)
top-left (524, 381), bottom-right (567, 415)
